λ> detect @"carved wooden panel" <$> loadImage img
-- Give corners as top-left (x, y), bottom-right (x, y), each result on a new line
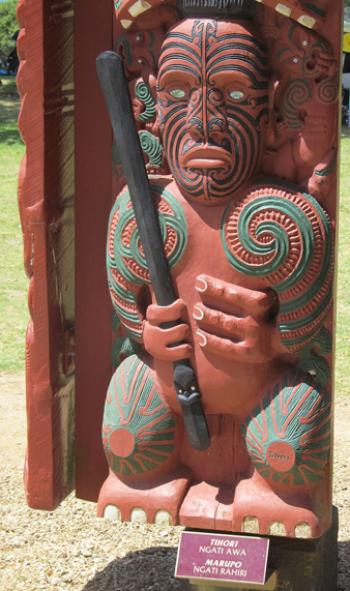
top-left (17, 0), bottom-right (75, 509)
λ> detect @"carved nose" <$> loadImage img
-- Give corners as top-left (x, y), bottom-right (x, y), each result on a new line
top-left (187, 116), bottom-right (204, 143)
top-left (208, 117), bottom-right (228, 146)
top-left (186, 89), bottom-right (205, 142)
top-left (186, 89), bottom-right (227, 145)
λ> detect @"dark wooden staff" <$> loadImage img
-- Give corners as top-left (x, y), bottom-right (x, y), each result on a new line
top-left (96, 51), bottom-right (210, 451)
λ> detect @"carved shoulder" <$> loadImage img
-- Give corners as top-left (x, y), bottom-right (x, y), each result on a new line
top-left (107, 181), bottom-right (187, 340)
top-left (222, 184), bottom-right (334, 353)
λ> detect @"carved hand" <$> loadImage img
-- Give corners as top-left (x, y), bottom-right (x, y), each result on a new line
top-left (193, 274), bottom-right (284, 364)
top-left (143, 299), bottom-right (192, 362)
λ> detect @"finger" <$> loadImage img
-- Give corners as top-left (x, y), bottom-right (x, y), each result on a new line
top-left (163, 323), bottom-right (191, 346)
top-left (143, 322), bottom-right (192, 361)
top-left (193, 303), bottom-right (245, 339)
top-left (195, 274), bottom-right (276, 319)
top-left (146, 299), bottom-right (187, 325)
top-left (196, 329), bottom-right (254, 363)
top-left (145, 322), bottom-right (190, 345)
top-left (164, 343), bottom-right (193, 361)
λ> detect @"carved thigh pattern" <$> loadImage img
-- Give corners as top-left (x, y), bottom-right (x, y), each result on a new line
top-left (102, 355), bottom-right (178, 479)
top-left (242, 372), bottom-right (331, 488)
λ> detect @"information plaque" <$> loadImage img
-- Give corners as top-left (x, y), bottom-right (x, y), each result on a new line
top-left (175, 531), bottom-right (270, 586)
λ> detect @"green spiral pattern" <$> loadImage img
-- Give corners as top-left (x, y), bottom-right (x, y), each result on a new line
top-left (107, 183), bottom-right (187, 339)
top-left (222, 186), bottom-right (334, 351)
top-left (135, 80), bottom-right (156, 122)
top-left (139, 131), bottom-right (163, 168)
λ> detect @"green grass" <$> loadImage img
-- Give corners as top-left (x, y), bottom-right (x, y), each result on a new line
top-left (0, 79), bottom-right (349, 388)
top-left (0, 76), bottom-right (26, 372)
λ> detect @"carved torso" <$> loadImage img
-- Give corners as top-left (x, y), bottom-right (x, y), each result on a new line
top-left (108, 175), bottom-right (333, 416)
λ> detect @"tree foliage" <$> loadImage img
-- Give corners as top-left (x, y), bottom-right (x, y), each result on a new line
top-left (0, 0), bottom-right (17, 62)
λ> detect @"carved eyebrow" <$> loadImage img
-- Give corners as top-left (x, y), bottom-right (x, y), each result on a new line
top-left (158, 45), bottom-right (201, 86)
top-left (208, 53), bottom-right (269, 79)
top-left (209, 69), bottom-right (252, 86)
top-left (208, 64), bottom-right (269, 90)
top-left (158, 66), bottom-right (200, 87)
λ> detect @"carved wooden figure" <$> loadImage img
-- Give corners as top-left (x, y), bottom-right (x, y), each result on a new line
top-left (96, 0), bottom-right (341, 540)
top-left (17, 0), bottom-right (341, 548)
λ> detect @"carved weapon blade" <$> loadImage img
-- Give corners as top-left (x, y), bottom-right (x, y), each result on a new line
top-left (96, 50), bottom-right (210, 451)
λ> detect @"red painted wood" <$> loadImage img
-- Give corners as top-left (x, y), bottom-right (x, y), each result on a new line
top-left (96, 0), bottom-right (342, 537)
top-left (17, 0), bottom-right (60, 510)
top-left (19, 0), bottom-right (343, 530)
top-left (74, 0), bottom-right (114, 502)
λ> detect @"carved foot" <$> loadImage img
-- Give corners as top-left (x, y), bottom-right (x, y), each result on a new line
top-left (97, 469), bottom-right (191, 525)
top-left (232, 471), bottom-right (321, 538)
top-left (179, 482), bottom-right (234, 531)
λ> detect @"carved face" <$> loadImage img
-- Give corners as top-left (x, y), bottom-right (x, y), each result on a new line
top-left (157, 18), bottom-right (269, 204)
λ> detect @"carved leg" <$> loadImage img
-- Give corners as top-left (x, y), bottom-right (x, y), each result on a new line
top-left (97, 354), bottom-right (191, 524)
top-left (235, 371), bottom-right (332, 538)
top-left (179, 415), bottom-right (248, 531)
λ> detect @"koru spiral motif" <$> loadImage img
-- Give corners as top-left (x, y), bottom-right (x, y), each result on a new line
top-left (222, 185), bottom-right (334, 352)
top-left (107, 183), bottom-right (187, 339)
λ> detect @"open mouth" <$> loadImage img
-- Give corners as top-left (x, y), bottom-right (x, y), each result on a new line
top-left (181, 145), bottom-right (232, 170)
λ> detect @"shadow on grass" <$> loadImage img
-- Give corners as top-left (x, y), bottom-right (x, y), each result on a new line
top-left (82, 546), bottom-right (190, 591)
top-left (341, 126), bottom-right (350, 139)
top-left (0, 96), bottom-right (19, 115)
top-left (0, 75), bottom-right (18, 96)
top-left (0, 128), bottom-right (22, 145)
top-left (0, 94), bottom-right (23, 146)
top-left (0, 97), bottom-right (21, 146)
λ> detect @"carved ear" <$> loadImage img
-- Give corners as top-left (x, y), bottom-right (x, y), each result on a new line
top-left (130, 76), bottom-right (157, 127)
top-left (129, 75), bottom-right (169, 174)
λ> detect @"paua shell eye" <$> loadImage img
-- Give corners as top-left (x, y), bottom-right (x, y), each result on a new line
top-left (169, 88), bottom-right (186, 99)
top-left (228, 90), bottom-right (245, 101)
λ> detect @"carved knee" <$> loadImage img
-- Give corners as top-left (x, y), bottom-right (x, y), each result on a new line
top-left (102, 354), bottom-right (178, 481)
top-left (241, 372), bottom-right (331, 488)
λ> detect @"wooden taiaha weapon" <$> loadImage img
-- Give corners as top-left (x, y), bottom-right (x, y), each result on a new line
top-left (96, 50), bottom-right (210, 451)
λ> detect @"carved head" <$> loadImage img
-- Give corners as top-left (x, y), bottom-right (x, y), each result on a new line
top-left (157, 18), bottom-right (269, 204)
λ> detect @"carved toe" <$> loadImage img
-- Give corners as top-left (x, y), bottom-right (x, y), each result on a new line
top-left (154, 510), bottom-right (173, 526)
top-left (242, 516), bottom-right (259, 534)
top-left (295, 522), bottom-right (312, 539)
top-left (103, 504), bottom-right (122, 521)
top-left (131, 508), bottom-right (147, 524)
top-left (269, 522), bottom-right (286, 536)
